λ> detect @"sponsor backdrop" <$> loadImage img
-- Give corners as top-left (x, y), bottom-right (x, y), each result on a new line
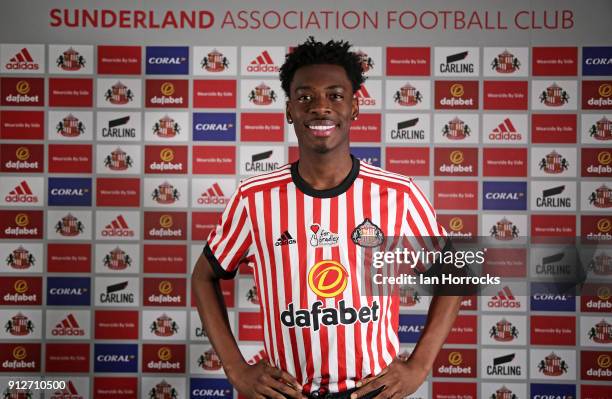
top-left (0, 0), bottom-right (611, 398)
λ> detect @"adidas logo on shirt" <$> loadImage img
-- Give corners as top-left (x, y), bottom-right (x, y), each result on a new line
top-left (275, 231), bottom-right (296, 246)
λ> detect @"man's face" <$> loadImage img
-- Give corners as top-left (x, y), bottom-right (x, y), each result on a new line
top-left (286, 64), bottom-right (358, 154)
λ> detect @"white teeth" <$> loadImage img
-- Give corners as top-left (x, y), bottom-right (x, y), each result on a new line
top-left (309, 125), bottom-right (334, 130)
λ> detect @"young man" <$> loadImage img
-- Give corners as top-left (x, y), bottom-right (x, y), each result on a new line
top-left (192, 37), bottom-right (462, 399)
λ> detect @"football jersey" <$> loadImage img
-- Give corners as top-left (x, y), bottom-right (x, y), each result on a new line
top-left (204, 156), bottom-right (446, 393)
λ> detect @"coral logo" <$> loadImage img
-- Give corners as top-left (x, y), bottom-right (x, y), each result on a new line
top-left (450, 84), bottom-right (464, 97)
top-left (599, 83), bottom-right (612, 98)
top-left (161, 82), bottom-right (175, 96)
top-left (16, 80), bottom-right (30, 95)
top-left (308, 260), bottom-right (348, 298)
top-left (449, 351), bottom-right (463, 366)
top-left (160, 148), bottom-right (174, 162)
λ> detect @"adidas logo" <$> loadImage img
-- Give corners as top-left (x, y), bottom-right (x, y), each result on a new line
top-left (197, 183), bottom-right (228, 205)
top-left (355, 85), bottom-right (376, 106)
top-left (51, 313), bottom-right (85, 336)
top-left (247, 50), bottom-right (279, 73)
top-left (5, 47), bottom-right (40, 71)
top-left (275, 231), bottom-right (296, 246)
top-left (488, 286), bottom-right (521, 308)
top-left (5, 180), bottom-right (38, 203)
top-left (489, 118), bottom-right (522, 141)
top-left (101, 214), bottom-right (135, 237)
top-left (51, 380), bottom-right (83, 399)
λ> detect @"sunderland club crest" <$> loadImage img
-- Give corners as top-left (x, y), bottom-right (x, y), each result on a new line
top-left (351, 218), bottom-right (384, 247)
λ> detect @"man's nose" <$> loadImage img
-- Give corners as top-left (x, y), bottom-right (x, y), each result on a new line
top-left (308, 95), bottom-right (332, 115)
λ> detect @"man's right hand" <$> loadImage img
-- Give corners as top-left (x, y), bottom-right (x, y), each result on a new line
top-left (228, 360), bottom-right (305, 399)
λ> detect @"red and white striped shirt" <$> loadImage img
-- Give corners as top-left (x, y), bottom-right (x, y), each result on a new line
top-left (205, 156), bottom-right (446, 393)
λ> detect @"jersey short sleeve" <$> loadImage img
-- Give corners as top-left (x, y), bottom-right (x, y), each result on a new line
top-left (405, 179), bottom-right (448, 254)
top-left (203, 185), bottom-right (253, 279)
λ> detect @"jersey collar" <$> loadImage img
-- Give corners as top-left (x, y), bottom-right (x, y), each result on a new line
top-left (291, 154), bottom-right (360, 198)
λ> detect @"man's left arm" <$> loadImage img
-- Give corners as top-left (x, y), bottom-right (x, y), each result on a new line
top-left (351, 295), bottom-right (462, 399)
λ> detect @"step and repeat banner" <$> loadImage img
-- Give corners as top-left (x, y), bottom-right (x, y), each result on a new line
top-left (0, 1), bottom-right (611, 398)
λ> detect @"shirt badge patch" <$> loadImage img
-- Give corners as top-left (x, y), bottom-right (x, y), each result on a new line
top-left (309, 224), bottom-right (339, 247)
top-left (351, 218), bottom-right (384, 247)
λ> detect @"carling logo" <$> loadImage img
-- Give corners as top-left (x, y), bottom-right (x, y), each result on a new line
top-left (240, 146), bottom-right (284, 175)
top-left (97, 112), bottom-right (141, 141)
top-left (95, 277), bottom-right (139, 307)
top-left (435, 47), bottom-right (479, 76)
top-left (146, 46), bottom-right (189, 74)
top-left (531, 181), bottom-right (576, 211)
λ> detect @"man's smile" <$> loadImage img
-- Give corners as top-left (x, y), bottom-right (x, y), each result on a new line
top-left (305, 118), bottom-right (338, 137)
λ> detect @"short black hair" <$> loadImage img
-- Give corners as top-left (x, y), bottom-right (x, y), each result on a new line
top-left (279, 36), bottom-right (365, 98)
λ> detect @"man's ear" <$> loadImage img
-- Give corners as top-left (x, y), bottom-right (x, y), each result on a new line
top-left (286, 101), bottom-right (293, 124)
top-left (351, 95), bottom-right (359, 120)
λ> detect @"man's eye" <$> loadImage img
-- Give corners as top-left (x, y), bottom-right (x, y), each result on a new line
top-left (298, 95), bottom-right (311, 102)
top-left (331, 93), bottom-right (344, 100)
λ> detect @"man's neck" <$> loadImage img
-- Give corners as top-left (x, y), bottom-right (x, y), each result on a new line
top-left (297, 150), bottom-right (353, 191)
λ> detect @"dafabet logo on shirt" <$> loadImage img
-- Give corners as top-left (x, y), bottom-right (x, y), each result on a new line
top-left (280, 260), bottom-right (379, 331)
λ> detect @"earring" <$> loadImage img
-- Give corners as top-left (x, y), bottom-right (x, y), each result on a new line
top-left (287, 117), bottom-right (293, 124)
top-left (352, 116), bottom-right (358, 120)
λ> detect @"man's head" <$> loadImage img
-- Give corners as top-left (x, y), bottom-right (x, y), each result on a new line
top-left (280, 37), bottom-right (365, 155)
